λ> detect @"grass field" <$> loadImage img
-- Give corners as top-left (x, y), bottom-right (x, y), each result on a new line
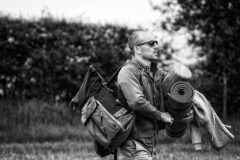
top-left (0, 141), bottom-right (239, 160)
top-left (0, 100), bottom-right (239, 160)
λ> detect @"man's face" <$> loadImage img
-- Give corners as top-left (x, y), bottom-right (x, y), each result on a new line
top-left (135, 32), bottom-right (159, 62)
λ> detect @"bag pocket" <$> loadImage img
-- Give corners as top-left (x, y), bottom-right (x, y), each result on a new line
top-left (81, 96), bottom-right (97, 124)
top-left (81, 96), bottom-right (123, 147)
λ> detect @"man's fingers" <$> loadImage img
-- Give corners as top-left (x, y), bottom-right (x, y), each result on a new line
top-left (167, 117), bottom-right (174, 125)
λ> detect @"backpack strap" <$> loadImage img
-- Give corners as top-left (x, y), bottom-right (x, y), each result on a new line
top-left (114, 149), bottom-right (117, 160)
top-left (105, 60), bottom-right (131, 160)
top-left (89, 65), bottom-right (106, 83)
top-left (107, 60), bottom-right (131, 86)
top-left (108, 59), bottom-right (145, 87)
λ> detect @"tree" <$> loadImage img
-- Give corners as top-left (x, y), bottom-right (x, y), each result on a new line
top-left (0, 16), bottom-right (132, 101)
top-left (152, 0), bottom-right (240, 118)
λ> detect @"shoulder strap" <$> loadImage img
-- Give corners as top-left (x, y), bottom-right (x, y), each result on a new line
top-left (89, 65), bottom-right (106, 82)
top-left (114, 149), bottom-right (117, 160)
top-left (107, 60), bottom-right (131, 85)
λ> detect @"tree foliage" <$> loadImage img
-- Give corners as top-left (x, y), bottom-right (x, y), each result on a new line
top-left (0, 16), bottom-right (132, 101)
top-left (153, 0), bottom-right (240, 115)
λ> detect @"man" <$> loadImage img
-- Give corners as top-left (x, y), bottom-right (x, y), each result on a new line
top-left (117, 31), bottom-right (175, 160)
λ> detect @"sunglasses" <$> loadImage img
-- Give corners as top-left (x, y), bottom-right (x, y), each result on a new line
top-left (136, 40), bottom-right (158, 47)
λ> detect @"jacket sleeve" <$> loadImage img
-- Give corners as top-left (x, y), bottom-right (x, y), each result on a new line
top-left (117, 65), bottom-right (158, 119)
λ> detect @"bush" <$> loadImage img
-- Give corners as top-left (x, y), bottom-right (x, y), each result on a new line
top-left (0, 16), bottom-right (132, 101)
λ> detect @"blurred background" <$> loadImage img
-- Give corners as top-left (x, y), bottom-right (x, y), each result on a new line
top-left (0, 0), bottom-right (239, 159)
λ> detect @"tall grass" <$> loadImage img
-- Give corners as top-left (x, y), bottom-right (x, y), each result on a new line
top-left (0, 99), bottom-right (90, 143)
top-left (0, 99), bottom-right (239, 146)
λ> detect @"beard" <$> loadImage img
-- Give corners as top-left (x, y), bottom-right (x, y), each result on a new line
top-left (142, 52), bottom-right (161, 62)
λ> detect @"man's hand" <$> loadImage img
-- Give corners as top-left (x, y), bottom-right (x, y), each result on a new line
top-left (179, 109), bottom-right (194, 123)
top-left (155, 111), bottom-right (174, 125)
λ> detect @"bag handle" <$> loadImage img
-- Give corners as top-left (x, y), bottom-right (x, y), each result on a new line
top-left (107, 60), bottom-right (131, 85)
top-left (89, 65), bottom-right (106, 83)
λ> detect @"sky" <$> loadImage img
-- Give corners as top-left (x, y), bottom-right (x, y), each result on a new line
top-left (0, 0), bottom-right (198, 65)
top-left (0, 0), bottom-right (163, 28)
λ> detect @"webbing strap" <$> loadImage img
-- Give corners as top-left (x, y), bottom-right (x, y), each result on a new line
top-left (107, 60), bottom-right (131, 85)
top-left (114, 149), bottom-right (118, 160)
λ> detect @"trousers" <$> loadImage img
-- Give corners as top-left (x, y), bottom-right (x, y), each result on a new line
top-left (117, 139), bottom-right (156, 160)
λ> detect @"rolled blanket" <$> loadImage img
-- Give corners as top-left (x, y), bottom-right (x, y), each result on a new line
top-left (162, 63), bottom-right (194, 138)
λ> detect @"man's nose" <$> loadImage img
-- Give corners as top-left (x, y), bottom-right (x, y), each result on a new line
top-left (153, 43), bottom-right (158, 49)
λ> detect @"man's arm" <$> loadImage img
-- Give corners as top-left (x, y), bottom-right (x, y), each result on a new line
top-left (118, 65), bottom-right (173, 124)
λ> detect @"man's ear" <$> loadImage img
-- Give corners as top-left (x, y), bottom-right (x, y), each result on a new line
top-left (133, 46), bottom-right (141, 55)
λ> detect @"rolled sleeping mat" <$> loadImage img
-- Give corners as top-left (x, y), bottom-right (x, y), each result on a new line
top-left (162, 63), bottom-right (192, 97)
top-left (161, 63), bottom-right (194, 138)
top-left (165, 81), bottom-right (195, 138)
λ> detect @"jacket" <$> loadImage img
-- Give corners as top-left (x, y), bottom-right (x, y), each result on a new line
top-left (191, 90), bottom-right (235, 150)
top-left (117, 58), bottom-right (165, 147)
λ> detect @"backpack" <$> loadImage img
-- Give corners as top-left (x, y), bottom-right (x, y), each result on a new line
top-left (69, 62), bottom-right (136, 158)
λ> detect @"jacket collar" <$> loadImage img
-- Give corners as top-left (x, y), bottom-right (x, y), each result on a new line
top-left (131, 57), bottom-right (150, 72)
top-left (131, 57), bottom-right (158, 74)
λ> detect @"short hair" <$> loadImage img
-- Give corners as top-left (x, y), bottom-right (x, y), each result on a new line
top-left (128, 30), bottom-right (146, 50)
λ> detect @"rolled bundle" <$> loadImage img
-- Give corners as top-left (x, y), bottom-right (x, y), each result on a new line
top-left (166, 81), bottom-right (194, 138)
top-left (162, 63), bottom-right (194, 138)
top-left (168, 81), bottom-right (194, 107)
top-left (162, 63), bottom-right (192, 97)
top-left (159, 63), bottom-right (234, 150)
